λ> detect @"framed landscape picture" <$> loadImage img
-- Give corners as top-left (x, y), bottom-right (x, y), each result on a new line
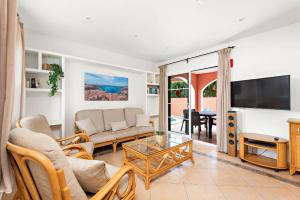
top-left (84, 72), bottom-right (128, 101)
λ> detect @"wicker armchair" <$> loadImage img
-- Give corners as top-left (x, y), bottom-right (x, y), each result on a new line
top-left (7, 128), bottom-right (136, 200)
top-left (17, 114), bottom-right (94, 160)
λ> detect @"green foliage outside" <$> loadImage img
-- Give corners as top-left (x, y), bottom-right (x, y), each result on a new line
top-left (203, 81), bottom-right (217, 97)
top-left (170, 81), bottom-right (188, 98)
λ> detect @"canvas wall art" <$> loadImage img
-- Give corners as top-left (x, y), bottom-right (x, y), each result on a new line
top-left (84, 72), bottom-right (128, 101)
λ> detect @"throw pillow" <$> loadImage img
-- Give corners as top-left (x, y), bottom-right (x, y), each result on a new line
top-left (75, 118), bottom-right (97, 135)
top-left (111, 121), bottom-right (128, 131)
top-left (67, 157), bottom-right (110, 193)
top-left (136, 114), bottom-right (150, 127)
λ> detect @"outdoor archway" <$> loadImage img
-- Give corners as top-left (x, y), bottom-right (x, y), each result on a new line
top-left (200, 80), bottom-right (217, 112)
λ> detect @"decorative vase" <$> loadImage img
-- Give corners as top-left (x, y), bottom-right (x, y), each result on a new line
top-left (156, 135), bottom-right (166, 146)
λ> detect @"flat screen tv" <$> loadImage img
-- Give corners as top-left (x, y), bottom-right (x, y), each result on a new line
top-left (231, 75), bottom-right (290, 110)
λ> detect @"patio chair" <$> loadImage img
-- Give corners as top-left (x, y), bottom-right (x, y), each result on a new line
top-left (7, 128), bottom-right (135, 200)
top-left (180, 109), bottom-right (196, 134)
top-left (191, 111), bottom-right (208, 139)
top-left (17, 114), bottom-right (94, 160)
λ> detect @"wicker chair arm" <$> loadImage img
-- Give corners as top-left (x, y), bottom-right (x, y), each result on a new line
top-left (90, 165), bottom-right (136, 200)
top-left (57, 132), bottom-right (90, 145)
top-left (62, 144), bottom-right (93, 160)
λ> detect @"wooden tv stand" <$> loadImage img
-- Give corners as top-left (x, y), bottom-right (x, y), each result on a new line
top-left (239, 133), bottom-right (288, 171)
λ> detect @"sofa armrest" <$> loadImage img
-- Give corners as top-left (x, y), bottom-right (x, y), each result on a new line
top-left (90, 165), bottom-right (136, 200)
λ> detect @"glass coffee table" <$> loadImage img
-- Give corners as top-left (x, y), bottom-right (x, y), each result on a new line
top-left (122, 135), bottom-right (194, 189)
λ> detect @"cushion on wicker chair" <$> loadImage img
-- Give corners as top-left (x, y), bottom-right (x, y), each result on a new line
top-left (9, 128), bottom-right (88, 200)
top-left (67, 157), bottom-right (110, 193)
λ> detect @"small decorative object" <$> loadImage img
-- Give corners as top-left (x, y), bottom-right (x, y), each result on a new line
top-left (42, 63), bottom-right (50, 70)
top-left (84, 72), bottom-right (128, 101)
top-left (155, 131), bottom-right (166, 146)
top-left (31, 78), bottom-right (36, 88)
top-left (47, 64), bottom-right (64, 96)
top-left (26, 79), bottom-right (30, 88)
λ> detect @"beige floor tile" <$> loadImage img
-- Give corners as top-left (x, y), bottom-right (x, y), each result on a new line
top-left (241, 173), bottom-right (285, 187)
top-left (255, 186), bottom-right (299, 200)
top-left (153, 170), bottom-right (183, 184)
top-left (94, 140), bottom-right (300, 200)
top-left (184, 184), bottom-right (225, 200)
top-left (182, 170), bottom-right (215, 185)
top-left (210, 169), bottom-right (249, 186)
top-left (219, 186), bottom-right (264, 200)
top-left (150, 182), bottom-right (188, 200)
top-left (135, 177), bottom-right (151, 200)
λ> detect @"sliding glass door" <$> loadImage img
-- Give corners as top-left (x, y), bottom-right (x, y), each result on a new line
top-left (168, 73), bottom-right (190, 134)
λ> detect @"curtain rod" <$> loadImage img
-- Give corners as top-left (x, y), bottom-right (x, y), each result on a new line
top-left (164, 46), bottom-right (235, 66)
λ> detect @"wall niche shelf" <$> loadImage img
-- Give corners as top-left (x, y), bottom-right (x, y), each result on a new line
top-left (146, 72), bottom-right (160, 131)
top-left (25, 48), bottom-right (65, 138)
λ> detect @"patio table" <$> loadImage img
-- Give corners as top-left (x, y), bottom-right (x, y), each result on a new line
top-left (199, 111), bottom-right (216, 139)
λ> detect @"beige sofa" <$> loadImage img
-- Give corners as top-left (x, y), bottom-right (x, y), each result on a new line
top-left (75, 108), bottom-right (154, 152)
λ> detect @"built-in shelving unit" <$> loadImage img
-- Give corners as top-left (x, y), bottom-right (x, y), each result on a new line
top-left (25, 49), bottom-right (65, 138)
top-left (146, 72), bottom-right (160, 130)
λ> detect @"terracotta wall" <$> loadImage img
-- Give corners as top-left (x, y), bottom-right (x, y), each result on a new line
top-left (203, 97), bottom-right (217, 112)
top-left (170, 98), bottom-right (187, 117)
top-left (191, 71), bottom-right (217, 111)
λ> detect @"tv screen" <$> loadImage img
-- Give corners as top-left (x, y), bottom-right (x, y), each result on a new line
top-left (231, 75), bottom-right (290, 110)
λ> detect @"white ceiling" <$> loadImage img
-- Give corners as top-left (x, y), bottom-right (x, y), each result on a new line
top-left (19, 0), bottom-right (300, 63)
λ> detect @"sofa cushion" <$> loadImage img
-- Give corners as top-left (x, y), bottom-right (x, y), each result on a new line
top-left (75, 118), bottom-right (97, 135)
top-left (9, 128), bottom-right (87, 200)
top-left (20, 114), bottom-right (56, 139)
top-left (111, 121), bottom-right (128, 131)
top-left (103, 109), bottom-right (125, 131)
top-left (90, 132), bottom-right (116, 144)
top-left (67, 157), bottom-right (110, 193)
top-left (76, 109), bottom-right (105, 132)
top-left (106, 128), bottom-right (138, 139)
top-left (124, 108), bottom-right (143, 127)
top-left (136, 114), bottom-right (150, 127)
top-left (135, 126), bottom-right (154, 134)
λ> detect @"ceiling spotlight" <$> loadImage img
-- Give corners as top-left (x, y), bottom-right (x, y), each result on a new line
top-left (196, 0), bottom-right (205, 5)
top-left (239, 18), bottom-right (245, 22)
top-left (85, 16), bottom-right (92, 20)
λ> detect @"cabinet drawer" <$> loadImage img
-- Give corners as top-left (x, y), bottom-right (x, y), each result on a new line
top-left (291, 124), bottom-right (300, 135)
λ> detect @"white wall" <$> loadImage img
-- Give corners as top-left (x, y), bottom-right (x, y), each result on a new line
top-left (65, 58), bottom-right (147, 134)
top-left (164, 22), bottom-right (300, 139)
top-left (24, 30), bottom-right (154, 135)
top-left (24, 30), bottom-right (155, 72)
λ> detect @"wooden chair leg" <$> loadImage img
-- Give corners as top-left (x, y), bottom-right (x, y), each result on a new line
top-left (113, 143), bottom-right (117, 153)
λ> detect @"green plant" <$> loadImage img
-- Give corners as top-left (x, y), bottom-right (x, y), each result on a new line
top-left (203, 81), bottom-right (217, 97)
top-left (155, 131), bottom-right (165, 136)
top-left (47, 64), bottom-right (64, 96)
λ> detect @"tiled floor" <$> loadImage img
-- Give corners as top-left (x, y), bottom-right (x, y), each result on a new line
top-left (94, 140), bottom-right (300, 200)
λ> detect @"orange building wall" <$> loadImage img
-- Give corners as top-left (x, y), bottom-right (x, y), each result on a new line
top-left (191, 71), bottom-right (217, 111)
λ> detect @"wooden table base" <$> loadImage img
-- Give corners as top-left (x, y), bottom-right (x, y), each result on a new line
top-left (123, 140), bottom-right (194, 190)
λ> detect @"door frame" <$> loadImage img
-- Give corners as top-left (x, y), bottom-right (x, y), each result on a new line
top-left (167, 66), bottom-right (218, 139)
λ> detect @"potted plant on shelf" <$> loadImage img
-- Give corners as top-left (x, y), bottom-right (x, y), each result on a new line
top-left (155, 131), bottom-right (166, 146)
top-left (47, 64), bottom-right (64, 96)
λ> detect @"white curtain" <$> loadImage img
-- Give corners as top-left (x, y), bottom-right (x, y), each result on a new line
top-left (0, 0), bottom-right (18, 195)
top-left (1, 1), bottom-right (26, 198)
top-left (159, 65), bottom-right (167, 133)
top-left (216, 48), bottom-right (232, 152)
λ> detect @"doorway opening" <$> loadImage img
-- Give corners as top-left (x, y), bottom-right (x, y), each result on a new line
top-left (191, 68), bottom-right (217, 144)
top-left (167, 73), bottom-right (190, 135)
